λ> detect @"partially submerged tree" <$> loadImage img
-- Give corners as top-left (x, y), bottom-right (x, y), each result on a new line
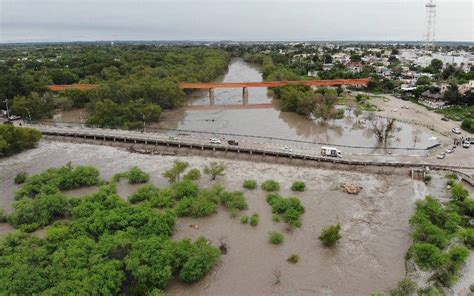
top-left (203, 161), bottom-right (226, 181)
top-left (372, 118), bottom-right (397, 145)
top-left (163, 160), bottom-right (189, 184)
top-left (319, 224), bottom-right (342, 247)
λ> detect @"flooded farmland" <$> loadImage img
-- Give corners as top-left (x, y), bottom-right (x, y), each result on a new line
top-left (0, 141), bottom-right (418, 295)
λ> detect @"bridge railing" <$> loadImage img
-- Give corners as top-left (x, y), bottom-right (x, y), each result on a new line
top-left (36, 119), bottom-right (439, 157)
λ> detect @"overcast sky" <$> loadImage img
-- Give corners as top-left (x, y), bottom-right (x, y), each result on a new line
top-left (0, 0), bottom-right (472, 43)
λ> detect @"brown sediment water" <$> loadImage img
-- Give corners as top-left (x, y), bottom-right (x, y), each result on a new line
top-left (49, 59), bottom-right (437, 153)
top-left (0, 141), bottom-right (416, 295)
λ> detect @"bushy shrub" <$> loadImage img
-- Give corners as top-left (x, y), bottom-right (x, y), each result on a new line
top-left (261, 180), bottom-right (280, 192)
top-left (8, 193), bottom-right (68, 231)
top-left (148, 188), bottom-right (175, 209)
top-left (203, 161), bottom-right (226, 180)
top-left (163, 160), bottom-right (189, 183)
top-left (319, 224), bottom-right (341, 247)
top-left (272, 214), bottom-right (281, 222)
top-left (451, 183), bottom-right (469, 202)
top-left (287, 254), bottom-right (299, 264)
top-left (0, 125), bottom-right (42, 157)
top-left (389, 277), bottom-right (417, 296)
top-left (249, 214), bottom-right (259, 226)
top-left (220, 191), bottom-right (248, 211)
top-left (269, 231), bottom-right (284, 245)
top-left (0, 209), bottom-right (6, 223)
top-left (179, 239), bottom-right (221, 283)
top-left (14, 172), bottom-right (28, 184)
top-left (267, 194), bottom-right (305, 228)
top-left (424, 175), bottom-right (432, 183)
top-left (129, 185), bottom-right (174, 208)
top-left (411, 243), bottom-right (446, 270)
top-left (240, 215), bottom-right (249, 224)
top-left (461, 117), bottom-right (474, 133)
top-left (172, 180), bottom-right (199, 200)
top-left (15, 163), bottom-right (101, 199)
top-left (184, 168), bottom-right (201, 181)
top-left (126, 167), bottom-right (149, 184)
top-left (243, 179), bottom-right (257, 190)
top-left (175, 196), bottom-right (217, 218)
top-left (459, 229), bottom-right (474, 248)
top-left (413, 223), bottom-right (449, 249)
top-left (291, 181), bottom-right (306, 192)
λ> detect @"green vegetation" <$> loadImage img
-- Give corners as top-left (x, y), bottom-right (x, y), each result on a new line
top-left (126, 166), bottom-right (150, 184)
top-left (203, 161), bottom-right (226, 181)
top-left (261, 180), bottom-right (280, 192)
top-left (249, 213), bottom-right (260, 227)
top-left (163, 160), bottom-right (189, 183)
top-left (86, 99), bottom-right (162, 129)
top-left (273, 85), bottom-right (345, 120)
top-left (220, 191), bottom-right (248, 211)
top-left (14, 172), bottom-right (28, 184)
top-left (243, 179), bottom-right (257, 190)
top-left (240, 215), bottom-right (249, 224)
top-left (183, 168), bottom-right (201, 181)
top-left (461, 117), bottom-right (474, 133)
top-left (408, 186), bottom-right (473, 288)
top-left (436, 105), bottom-right (474, 121)
top-left (0, 45), bottom-right (230, 124)
top-left (14, 162), bottom-right (100, 200)
top-left (424, 175), bottom-right (432, 184)
top-left (272, 214), bottom-right (281, 222)
top-left (266, 194), bottom-right (305, 228)
top-left (319, 224), bottom-right (342, 247)
top-left (269, 231), bottom-right (284, 245)
top-left (129, 184), bottom-right (175, 208)
top-left (291, 181), bottom-right (306, 192)
top-left (388, 277), bottom-right (417, 296)
top-left (0, 125), bottom-right (42, 157)
top-left (287, 254), bottom-right (299, 264)
top-left (0, 209), bottom-right (7, 223)
top-left (0, 164), bottom-right (222, 295)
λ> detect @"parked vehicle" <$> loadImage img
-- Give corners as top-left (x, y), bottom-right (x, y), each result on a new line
top-left (321, 146), bottom-right (342, 158)
top-left (445, 148), bottom-right (455, 154)
top-left (441, 117), bottom-right (449, 122)
top-left (462, 141), bottom-right (471, 148)
top-left (168, 136), bottom-right (178, 140)
top-left (282, 146), bottom-right (293, 152)
top-left (209, 138), bottom-right (221, 144)
top-left (452, 128), bottom-right (461, 134)
top-left (436, 153), bottom-right (446, 159)
top-left (227, 140), bottom-right (239, 146)
top-left (8, 115), bottom-right (21, 121)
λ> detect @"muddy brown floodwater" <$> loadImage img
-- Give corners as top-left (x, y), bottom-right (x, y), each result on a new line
top-left (0, 141), bottom-right (418, 295)
top-left (49, 59), bottom-right (437, 155)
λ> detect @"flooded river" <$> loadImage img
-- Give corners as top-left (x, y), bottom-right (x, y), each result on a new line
top-left (52, 59), bottom-right (437, 155)
top-left (0, 141), bottom-right (416, 295)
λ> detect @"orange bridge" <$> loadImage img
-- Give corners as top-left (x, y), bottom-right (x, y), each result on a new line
top-left (47, 84), bottom-right (99, 91)
top-left (179, 78), bottom-right (371, 89)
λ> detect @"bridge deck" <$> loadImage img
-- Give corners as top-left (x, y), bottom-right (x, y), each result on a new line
top-left (179, 78), bottom-right (371, 89)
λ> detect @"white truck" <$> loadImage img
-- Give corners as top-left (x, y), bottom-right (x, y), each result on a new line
top-left (321, 146), bottom-right (342, 158)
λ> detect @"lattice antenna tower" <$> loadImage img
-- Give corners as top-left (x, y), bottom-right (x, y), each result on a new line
top-left (424, 0), bottom-right (437, 47)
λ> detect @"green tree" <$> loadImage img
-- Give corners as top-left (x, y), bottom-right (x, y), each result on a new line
top-left (203, 161), bottom-right (226, 181)
top-left (162, 161), bottom-right (189, 183)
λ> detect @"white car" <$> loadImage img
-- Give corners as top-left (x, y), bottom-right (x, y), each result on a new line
top-left (462, 141), bottom-right (471, 148)
top-left (436, 153), bottom-right (446, 159)
top-left (168, 136), bottom-right (178, 140)
top-left (445, 148), bottom-right (455, 154)
top-left (282, 146), bottom-right (293, 152)
top-left (209, 138), bottom-right (221, 144)
top-left (452, 128), bottom-right (462, 134)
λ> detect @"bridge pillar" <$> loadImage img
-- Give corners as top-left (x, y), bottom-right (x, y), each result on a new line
top-left (242, 87), bottom-right (248, 105)
top-left (209, 88), bottom-right (215, 106)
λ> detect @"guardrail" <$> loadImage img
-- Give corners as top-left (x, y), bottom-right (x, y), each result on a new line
top-left (35, 125), bottom-right (474, 172)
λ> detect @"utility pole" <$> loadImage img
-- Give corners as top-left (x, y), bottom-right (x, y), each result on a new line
top-left (3, 99), bottom-right (10, 118)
